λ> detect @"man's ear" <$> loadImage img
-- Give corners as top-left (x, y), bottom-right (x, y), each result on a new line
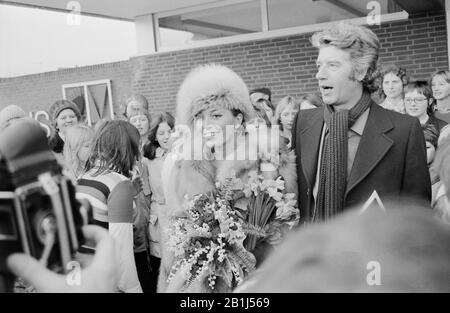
top-left (354, 67), bottom-right (368, 82)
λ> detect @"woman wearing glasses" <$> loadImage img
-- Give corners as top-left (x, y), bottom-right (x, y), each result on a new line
top-left (404, 81), bottom-right (447, 166)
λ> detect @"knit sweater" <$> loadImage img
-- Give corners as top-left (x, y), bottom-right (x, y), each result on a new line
top-left (76, 169), bottom-right (142, 293)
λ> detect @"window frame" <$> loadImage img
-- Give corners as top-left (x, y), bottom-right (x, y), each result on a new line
top-left (152, 0), bottom-right (408, 53)
top-left (61, 79), bottom-right (114, 126)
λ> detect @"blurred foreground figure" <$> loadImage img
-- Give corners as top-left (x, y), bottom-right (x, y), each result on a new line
top-left (239, 203), bottom-right (450, 292)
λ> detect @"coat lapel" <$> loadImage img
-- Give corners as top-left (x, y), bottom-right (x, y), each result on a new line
top-left (346, 104), bottom-right (394, 196)
top-left (299, 108), bottom-right (324, 188)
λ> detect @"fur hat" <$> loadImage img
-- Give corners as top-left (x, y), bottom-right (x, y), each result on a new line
top-left (0, 105), bottom-right (27, 129)
top-left (176, 64), bottom-right (255, 126)
top-left (48, 99), bottom-right (81, 122)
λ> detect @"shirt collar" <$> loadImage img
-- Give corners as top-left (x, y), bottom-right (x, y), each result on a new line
top-left (350, 107), bottom-right (370, 136)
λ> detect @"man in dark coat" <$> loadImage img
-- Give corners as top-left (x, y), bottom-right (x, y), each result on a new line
top-left (292, 22), bottom-right (431, 224)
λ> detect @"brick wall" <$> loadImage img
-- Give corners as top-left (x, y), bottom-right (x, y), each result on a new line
top-left (0, 11), bottom-right (447, 116)
top-left (0, 60), bottom-right (132, 116)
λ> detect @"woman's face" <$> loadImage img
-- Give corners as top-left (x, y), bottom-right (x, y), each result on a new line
top-left (383, 72), bottom-right (404, 100)
top-left (404, 90), bottom-right (429, 120)
top-left (126, 100), bottom-right (146, 117)
top-left (77, 139), bottom-right (91, 164)
top-left (197, 107), bottom-right (242, 148)
top-left (56, 109), bottom-right (78, 133)
top-left (129, 114), bottom-right (150, 136)
top-left (431, 75), bottom-right (450, 100)
top-left (280, 104), bottom-right (299, 131)
top-left (156, 122), bottom-right (172, 151)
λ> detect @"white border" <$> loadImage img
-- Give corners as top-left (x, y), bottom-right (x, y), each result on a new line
top-left (151, 11), bottom-right (408, 55)
top-left (61, 79), bottom-right (114, 126)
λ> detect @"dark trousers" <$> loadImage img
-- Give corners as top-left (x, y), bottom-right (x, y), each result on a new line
top-left (134, 251), bottom-right (154, 293)
top-left (149, 255), bottom-right (161, 293)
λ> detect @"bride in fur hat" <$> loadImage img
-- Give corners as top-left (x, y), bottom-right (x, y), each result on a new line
top-left (158, 64), bottom-right (298, 293)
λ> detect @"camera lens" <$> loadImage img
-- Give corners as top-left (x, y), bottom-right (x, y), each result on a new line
top-left (33, 210), bottom-right (56, 245)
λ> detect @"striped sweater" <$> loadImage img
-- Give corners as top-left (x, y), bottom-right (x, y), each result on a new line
top-left (76, 169), bottom-right (142, 293)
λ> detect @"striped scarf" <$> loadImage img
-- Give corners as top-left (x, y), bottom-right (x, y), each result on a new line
top-left (315, 91), bottom-right (372, 221)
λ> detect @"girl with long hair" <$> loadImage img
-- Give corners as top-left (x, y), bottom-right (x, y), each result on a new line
top-left (76, 120), bottom-right (143, 293)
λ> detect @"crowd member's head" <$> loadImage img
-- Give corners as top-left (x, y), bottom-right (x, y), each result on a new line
top-left (274, 96), bottom-right (300, 132)
top-left (378, 65), bottom-right (408, 101)
top-left (252, 98), bottom-right (274, 126)
top-left (120, 94), bottom-right (149, 119)
top-left (431, 70), bottom-right (450, 102)
top-left (423, 123), bottom-right (439, 165)
top-left (250, 88), bottom-right (274, 122)
top-left (240, 203), bottom-right (450, 292)
top-left (143, 112), bottom-right (175, 160)
top-left (128, 110), bottom-right (151, 148)
top-left (176, 64), bottom-right (255, 149)
top-left (63, 124), bottom-right (94, 179)
top-left (297, 93), bottom-right (323, 110)
top-left (85, 120), bottom-right (140, 178)
top-left (311, 21), bottom-right (380, 108)
top-left (404, 81), bottom-right (434, 122)
top-left (250, 87), bottom-right (271, 104)
top-left (48, 99), bottom-right (81, 134)
top-left (0, 105), bottom-right (27, 131)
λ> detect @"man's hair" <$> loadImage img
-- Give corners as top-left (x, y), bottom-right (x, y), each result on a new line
top-left (250, 87), bottom-right (272, 101)
top-left (311, 22), bottom-right (380, 92)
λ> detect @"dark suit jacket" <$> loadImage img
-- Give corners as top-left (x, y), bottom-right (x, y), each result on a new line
top-left (292, 102), bottom-right (431, 223)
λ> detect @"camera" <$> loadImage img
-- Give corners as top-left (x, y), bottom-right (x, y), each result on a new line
top-left (0, 119), bottom-right (85, 292)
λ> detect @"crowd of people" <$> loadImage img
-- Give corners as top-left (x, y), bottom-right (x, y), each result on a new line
top-left (0, 21), bottom-right (449, 293)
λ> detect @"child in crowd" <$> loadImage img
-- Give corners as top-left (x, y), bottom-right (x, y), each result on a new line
top-left (76, 120), bottom-right (143, 293)
top-left (63, 124), bottom-right (94, 181)
top-left (274, 95), bottom-right (301, 148)
top-left (404, 81), bottom-right (447, 165)
top-left (127, 108), bottom-right (154, 293)
top-left (142, 112), bottom-right (175, 292)
top-left (431, 70), bottom-right (450, 124)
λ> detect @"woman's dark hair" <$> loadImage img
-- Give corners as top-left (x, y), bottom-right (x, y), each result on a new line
top-left (143, 112), bottom-right (175, 160)
top-left (48, 131), bottom-right (64, 153)
top-left (85, 120), bottom-right (140, 177)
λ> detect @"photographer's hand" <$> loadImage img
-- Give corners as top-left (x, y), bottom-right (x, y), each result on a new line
top-left (7, 225), bottom-right (118, 292)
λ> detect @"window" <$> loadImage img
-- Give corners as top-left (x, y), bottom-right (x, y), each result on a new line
top-left (156, 0), bottom-right (262, 51)
top-left (152, 0), bottom-right (407, 52)
top-left (267, 0), bottom-right (403, 30)
top-left (62, 79), bottom-right (113, 126)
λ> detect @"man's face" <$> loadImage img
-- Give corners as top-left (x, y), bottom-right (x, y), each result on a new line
top-left (250, 92), bottom-right (269, 106)
top-left (316, 46), bottom-right (362, 108)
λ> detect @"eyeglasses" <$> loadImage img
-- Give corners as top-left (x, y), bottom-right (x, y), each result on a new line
top-left (404, 98), bottom-right (428, 104)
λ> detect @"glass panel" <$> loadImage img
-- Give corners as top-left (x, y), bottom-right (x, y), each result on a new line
top-left (267, 0), bottom-right (403, 30)
top-left (64, 86), bottom-right (87, 123)
top-left (87, 83), bottom-right (111, 125)
top-left (158, 0), bottom-right (262, 50)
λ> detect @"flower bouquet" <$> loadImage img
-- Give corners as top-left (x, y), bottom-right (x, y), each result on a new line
top-left (241, 170), bottom-right (299, 252)
top-left (166, 180), bottom-right (256, 292)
